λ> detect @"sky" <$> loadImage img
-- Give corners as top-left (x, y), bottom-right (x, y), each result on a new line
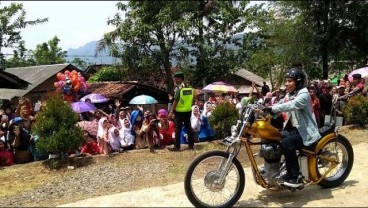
top-left (2, 1), bottom-right (119, 53)
top-left (2, 1), bottom-right (266, 55)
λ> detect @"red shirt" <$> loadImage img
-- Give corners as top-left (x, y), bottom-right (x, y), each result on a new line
top-left (0, 150), bottom-right (14, 166)
top-left (81, 142), bottom-right (100, 155)
top-left (357, 82), bottom-right (365, 91)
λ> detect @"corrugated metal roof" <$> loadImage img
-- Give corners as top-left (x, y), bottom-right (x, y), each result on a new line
top-left (235, 69), bottom-right (267, 87)
top-left (237, 85), bottom-right (261, 94)
top-left (0, 63), bottom-right (79, 100)
top-left (4, 63), bottom-right (72, 87)
top-left (0, 70), bottom-right (29, 88)
top-left (0, 89), bottom-right (29, 100)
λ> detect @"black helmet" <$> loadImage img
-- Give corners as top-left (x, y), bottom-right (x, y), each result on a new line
top-left (285, 68), bottom-right (307, 90)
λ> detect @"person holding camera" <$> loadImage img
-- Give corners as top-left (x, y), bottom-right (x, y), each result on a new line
top-left (8, 117), bottom-right (32, 164)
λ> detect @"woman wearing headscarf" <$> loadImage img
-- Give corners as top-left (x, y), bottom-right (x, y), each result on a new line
top-left (190, 105), bottom-right (201, 143)
top-left (130, 110), bottom-right (147, 150)
top-left (97, 117), bottom-right (111, 155)
top-left (198, 101), bottom-right (215, 142)
top-left (119, 118), bottom-right (135, 151)
top-left (141, 112), bottom-right (158, 152)
top-left (108, 126), bottom-right (122, 153)
top-left (157, 109), bottom-right (175, 147)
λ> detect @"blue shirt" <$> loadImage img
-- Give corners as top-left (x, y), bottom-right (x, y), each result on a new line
top-left (271, 88), bottom-right (321, 146)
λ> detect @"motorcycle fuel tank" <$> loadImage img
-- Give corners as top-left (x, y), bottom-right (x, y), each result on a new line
top-left (248, 120), bottom-right (283, 141)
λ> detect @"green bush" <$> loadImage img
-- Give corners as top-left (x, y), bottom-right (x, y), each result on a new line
top-left (208, 101), bottom-right (239, 139)
top-left (32, 93), bottom-right (85, 160)
top-left (88, 66), bottom-right (126, 82)
top-left (343, 95), bottom-right (368, 127)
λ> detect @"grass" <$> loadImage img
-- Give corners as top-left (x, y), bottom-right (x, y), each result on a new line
top-left (0, 125), bottom-right (366, 206)
top-left (0, 163), bottom-right (58, 198)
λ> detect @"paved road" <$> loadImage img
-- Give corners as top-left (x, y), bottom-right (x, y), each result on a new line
top-left (59, 143), bottom-right (368, 207)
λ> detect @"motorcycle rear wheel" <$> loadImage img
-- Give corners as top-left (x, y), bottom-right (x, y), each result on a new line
top-left (184, 150), bottom-right (245, 207)
top-left (317, 135), bottom-right (354, 188)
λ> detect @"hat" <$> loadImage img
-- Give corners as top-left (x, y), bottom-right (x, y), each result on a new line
top-left (173, 72), bottom-right (184, 79)
top-left (352, 74), bottom-right (362, 79)
top-left (13, 117), bottom-right (23, 124)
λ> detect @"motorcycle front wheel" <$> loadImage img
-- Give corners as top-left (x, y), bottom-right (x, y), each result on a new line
top-left (184, 150), bottom-right (245, 208)
top-left (317, 135), bottom-right (354, 188)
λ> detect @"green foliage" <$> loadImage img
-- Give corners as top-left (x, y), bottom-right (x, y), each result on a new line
top-left (32, 93), bottom-right (84, 159)
top-left (32, 36), bottom-right (67, 65)
top-left (208, 102), bottom-right (239, 139)
top-left (88, 66), bottom-right (127, 82)
top-left (99, 1), bottom-right (264, 91)
top-left (343, 95), bottom-right (368, 127)
top-left (5, 40), bottom-right (36, 68)
top-left (0, 2), bottom-right (48, 69)
top-left (71, 58), bottom-right (89, 70)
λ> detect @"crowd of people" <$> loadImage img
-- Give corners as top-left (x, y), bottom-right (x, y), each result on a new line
top-left (0, 69), bottom-right (367, 167)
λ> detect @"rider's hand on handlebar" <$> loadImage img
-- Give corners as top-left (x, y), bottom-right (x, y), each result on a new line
top-left (263, 106), bottom-right (272, 114)
top-left (254, 106), bottom-right (272, 116)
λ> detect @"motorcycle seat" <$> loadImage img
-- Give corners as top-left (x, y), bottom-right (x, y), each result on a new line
top-left (318, 122), bottom-right (335, 138)
top-left (301, 123), bottom-right (335, 152)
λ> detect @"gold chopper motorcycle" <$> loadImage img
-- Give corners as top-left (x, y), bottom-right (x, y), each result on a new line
top-left (184, 100), bottom-right (354, 207)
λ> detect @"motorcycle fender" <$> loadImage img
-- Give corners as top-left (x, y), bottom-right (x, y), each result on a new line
top-left (308, 133), bottom-right (336, 182)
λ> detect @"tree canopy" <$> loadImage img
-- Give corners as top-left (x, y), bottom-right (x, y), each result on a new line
top-left (0, 2), bottom-right (48, 69)
top-left (31, 36), bottom-right (67, 65)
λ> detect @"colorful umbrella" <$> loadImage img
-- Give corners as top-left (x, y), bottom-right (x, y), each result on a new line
top-left (348, 66), bottom-right (368, 81)
top-left (80, 93), bottom-right (109, 103)
top-left (70, 101), bottom-right (96, 113)
top-left (202, 81), bottom-right (238, 93)
top-left (129, 95), bottom-right (158, 105)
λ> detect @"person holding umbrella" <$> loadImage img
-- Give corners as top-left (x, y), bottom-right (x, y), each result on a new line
top-left (168, 72), bottom-right (195, 151)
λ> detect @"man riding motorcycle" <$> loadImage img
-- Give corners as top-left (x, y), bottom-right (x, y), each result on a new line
top-left (264, 68), bottom-right (321, 188)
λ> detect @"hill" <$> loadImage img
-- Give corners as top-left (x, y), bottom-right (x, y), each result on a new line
top-left (65, 32), bottom-right (247, 66)
top-left (66, 41), bottom-right (121, 65)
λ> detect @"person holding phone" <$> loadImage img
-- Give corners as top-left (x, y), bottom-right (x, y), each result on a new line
top-left (8, 117), bottom-right (32, 164)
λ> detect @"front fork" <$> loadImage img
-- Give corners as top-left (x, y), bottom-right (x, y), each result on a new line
top-left (216, 142), bottom-right (242, 184)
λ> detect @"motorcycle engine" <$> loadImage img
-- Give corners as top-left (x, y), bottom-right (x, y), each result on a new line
top-left (259, 143), bottom-right (282, 179)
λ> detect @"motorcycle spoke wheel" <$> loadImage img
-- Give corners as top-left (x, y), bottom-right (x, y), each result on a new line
top-left (184, 151), bottom-right (245, 208)
top-left (317, 135), bottom-right (354, 188)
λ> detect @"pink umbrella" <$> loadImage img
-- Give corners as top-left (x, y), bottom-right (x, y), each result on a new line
top-left (202, 81), bottom-right (238, 93)
top-left (348, 66), bottom-right (368, 81)
top-left (80, 93), bottom-right (109, 103)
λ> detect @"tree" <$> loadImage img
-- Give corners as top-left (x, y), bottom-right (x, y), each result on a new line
top-left (0, 2), bottom-right (48, 69)
top-left (241, 3), bottom-right (318, 88)
top-left (71, 57), bottom-right (89, 70)
top-left (97, 1), bottom-right (193, 92)
top-left (242, 0), bottom-right (368, 86)
top-left (5, 40), bottom-right (36, 68)
top-left (33, 92), bottom-right (84, 161)
top-left (182, 1), bottom-right (262, 88)
top-left (98, 1), bottom-right (264, 92)
top-left (88, 65), bottom-right (126, 83)
top-left (32, 36), bottom-right (67, 65)
top-left (274, 1), bottom-right (368, 79)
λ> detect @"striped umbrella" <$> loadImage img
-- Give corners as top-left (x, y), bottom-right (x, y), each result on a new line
top-left (202, 81), bottom-right (238, 93)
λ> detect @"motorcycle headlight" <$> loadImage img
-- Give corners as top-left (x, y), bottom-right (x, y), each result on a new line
top-left (231, 125), bottom-right (238, 137)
